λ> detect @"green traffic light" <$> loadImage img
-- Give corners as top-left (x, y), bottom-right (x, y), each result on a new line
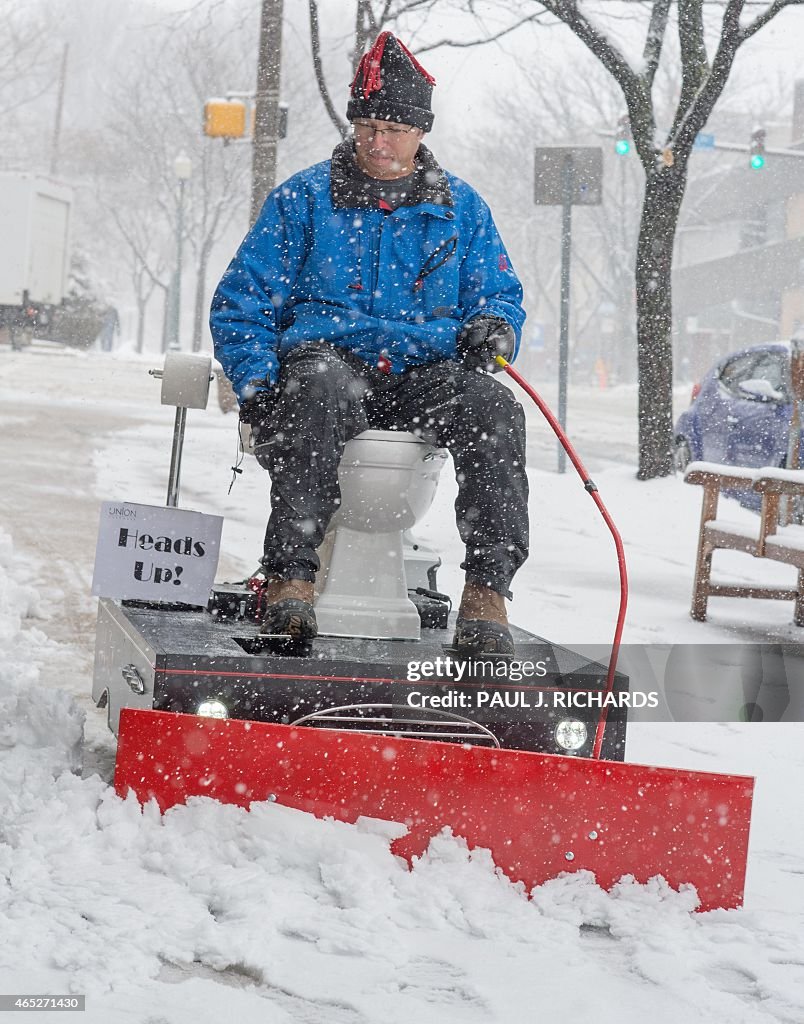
top-left (615, 139), bottom-right (630, 156)
top-left (750, 153), bottom-right (765, 170)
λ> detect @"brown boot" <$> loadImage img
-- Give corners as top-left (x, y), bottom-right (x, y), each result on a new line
top-left (452, 582), bottom-right (514, 657)
top-left (259, 578), bottom-right (318, 641)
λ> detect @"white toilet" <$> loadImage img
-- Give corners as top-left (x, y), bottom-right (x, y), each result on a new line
top-left (314, 429), bottom-right (448, 640)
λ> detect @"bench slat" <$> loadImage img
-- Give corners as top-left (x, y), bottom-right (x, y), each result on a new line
top-left (686, 462), bottom-right (804, 624)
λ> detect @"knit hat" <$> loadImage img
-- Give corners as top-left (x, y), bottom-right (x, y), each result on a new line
top-left (347, 32), bottom-right (436, 132)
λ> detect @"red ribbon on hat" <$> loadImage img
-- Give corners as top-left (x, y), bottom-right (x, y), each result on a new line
top-left (351, 32), bottom-right (436, 100)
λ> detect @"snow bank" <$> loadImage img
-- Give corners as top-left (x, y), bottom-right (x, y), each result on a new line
top-left (0, 526), bottom-right (84, 784)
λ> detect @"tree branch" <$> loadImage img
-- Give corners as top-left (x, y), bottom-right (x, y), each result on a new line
top-left (676, 0), bottom-right (708, 117)
top-left (739, 0), bottom-right (800, 42)
top-left (107, 205), bottom-right (168, 292)
top-left (540, 0), bottom-right (658, 170)
top-left (642, 0), bottom-right (671, 89)
top-left (667, 0), bottom-right (710, 144)
top-left (540, 0), bottom-right (638, 88)
top-left (671, 0), bottom-right (745, 153)
top-left (353, 0), bottom-right (375, 68)
top-left (375, 0), bottom-right (392, 33)
top-left (308, 0), bottom-right (349, 138)
top-left (415, 13), bottom-right (549, 53)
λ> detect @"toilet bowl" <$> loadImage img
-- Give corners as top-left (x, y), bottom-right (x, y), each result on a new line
top-left (314, 429), bottom-right (448, 639)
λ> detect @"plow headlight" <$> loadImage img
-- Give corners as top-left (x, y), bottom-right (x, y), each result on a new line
top-left (197, 699), bottom-right (229, 719)
top-left (555, 718), bottom-right (587, 751)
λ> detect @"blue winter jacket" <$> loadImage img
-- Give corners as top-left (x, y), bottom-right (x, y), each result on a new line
top-left (210, 141), bottom-right (525, 399)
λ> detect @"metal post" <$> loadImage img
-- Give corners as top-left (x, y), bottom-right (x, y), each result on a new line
top-left (557, 155), bottom-right (574, 474)
top-left (150, 354), bottom-right (212, 508)
top-left (166, 407), bottom-right (187, 508)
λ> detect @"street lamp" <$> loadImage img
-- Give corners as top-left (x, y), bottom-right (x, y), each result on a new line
top-left (165, 151), bottom-right (192, 353)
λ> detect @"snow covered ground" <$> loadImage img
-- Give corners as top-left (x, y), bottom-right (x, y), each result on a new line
top-left (1, 344), bottom-right (803, 1022)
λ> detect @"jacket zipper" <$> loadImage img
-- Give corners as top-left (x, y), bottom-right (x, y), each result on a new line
top-left (348, 221), bottom-right (365, 291)
top-left (413, 234), bottom-right (458, 292)
top-left (369, 215), bottom-right (387, 315)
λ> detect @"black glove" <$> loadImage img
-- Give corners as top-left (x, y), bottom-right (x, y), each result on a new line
top-left (238, 383), bottom-right (278, 436)
top-left (456, 316), bottom-right (515, 372)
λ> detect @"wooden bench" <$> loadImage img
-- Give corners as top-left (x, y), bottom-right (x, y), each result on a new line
top-left (684, 462), bottom-right (804, 624)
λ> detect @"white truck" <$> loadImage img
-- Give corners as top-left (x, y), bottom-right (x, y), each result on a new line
top-left (0, 173), bottom-right (72, 349)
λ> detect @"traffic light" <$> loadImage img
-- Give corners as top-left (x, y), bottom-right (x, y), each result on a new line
top-left (205, 98), bottom-right (289, 141)
top-left (204, 99), bottom-right (246, 139)
top-left (249, 102), bottom-right (289, 140)
top-left (615, 115), bottom-right (631, 156)
top-left (749, 127), bottom-right (766, 170)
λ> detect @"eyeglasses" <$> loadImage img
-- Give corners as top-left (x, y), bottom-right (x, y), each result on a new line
top-left (352, 121), bottom-right (417, 139)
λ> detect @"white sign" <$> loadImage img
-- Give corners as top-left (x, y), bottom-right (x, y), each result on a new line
top-left (92, 501), bottom-right (223, 605)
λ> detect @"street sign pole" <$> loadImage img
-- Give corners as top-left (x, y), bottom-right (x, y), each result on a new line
top-left (558, 156), bottom-right (573, 474)
top-left (534, 146), bottom-right (603, 474)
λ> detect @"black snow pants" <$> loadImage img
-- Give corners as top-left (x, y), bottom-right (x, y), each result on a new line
top-left (255, 342), bottom-right (529, 598)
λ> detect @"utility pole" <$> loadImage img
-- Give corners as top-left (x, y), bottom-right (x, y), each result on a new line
top-left (50, 44), bottom-right (69, 177)
top-left (251, 0), bottom-right (284, 225)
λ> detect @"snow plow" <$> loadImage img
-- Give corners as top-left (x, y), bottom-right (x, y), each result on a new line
top-left (93, 353), bottom-right (755, 913)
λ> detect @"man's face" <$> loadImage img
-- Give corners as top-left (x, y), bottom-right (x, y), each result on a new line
top-left (352, 119), bottom-right (424, 180)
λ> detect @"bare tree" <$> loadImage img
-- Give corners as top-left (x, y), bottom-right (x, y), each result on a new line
top-left (0, 1), bottom-right (61, 174)
top-left (0, 2), bottom-right (57, 119)
top-left (475, 47), bottom-right (759, 386)
top-left (304, 0), bottom-right (802, 479)
top-left (94, 3), bottom-right (253, 353)
top-left (35, 0), bottom-right (328, 353)
top-left (104, 199), bottom-right (172, 354)
top-left (167, 8), bottom-right (254, 349)
top-left (471, 62), bottom-right (648, 384)
top-left (521, 0), bottom-right (800, 477)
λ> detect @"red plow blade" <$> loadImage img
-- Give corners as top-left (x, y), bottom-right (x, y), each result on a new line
top-left (116, 709), bottom-right (754, 912)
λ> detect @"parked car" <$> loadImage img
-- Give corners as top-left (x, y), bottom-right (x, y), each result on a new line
top-left (674, 343), bottom-right (798, 502)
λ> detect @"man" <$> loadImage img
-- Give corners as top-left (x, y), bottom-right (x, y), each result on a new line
top-left (210, 32), bottom-right (528, 656)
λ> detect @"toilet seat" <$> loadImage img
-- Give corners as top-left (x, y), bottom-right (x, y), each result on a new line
top-left (314, 429), bottom-right (447, 640)
top-left (350, 429), bottom-right (425, 443)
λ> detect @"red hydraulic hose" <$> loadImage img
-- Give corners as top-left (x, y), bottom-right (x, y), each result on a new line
top-left (496, 356), bottom-right (628, 759)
